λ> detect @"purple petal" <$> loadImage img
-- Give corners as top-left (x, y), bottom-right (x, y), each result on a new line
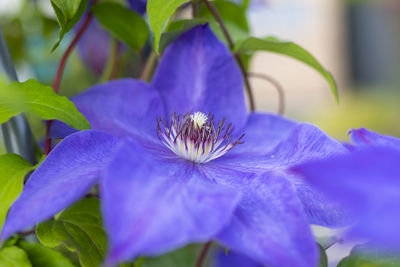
top-left (215, 172), bottom-right (318, 267)
top-left (213, 123), bottom-right (349, 227)
top-left (288, 176), bottom-right (350, 227)
top-left (214, 250), bottom-right (262, 267)
top-left (270, 123), bottom-right (348, 167)
top-left (1, 131), bottom-right (119, 240)
top-left (215, 122), bottom-right (347, 171)
top-left (101, 140), bottom-right (241, 265)
top-left (48, 120), bottom-right (77, 139)
top-left (292, 147), bottom-right (400, 248)
top-left (230, 112), bottom-right (297, 155)
top-left (350, 128), bottom-right (400, 149)
top-left (151, 25), bottom-right (247, 130)
top-left (127, 0), bottom-right (147, 15)
top-left (51, 79), bottom-right (164, 139)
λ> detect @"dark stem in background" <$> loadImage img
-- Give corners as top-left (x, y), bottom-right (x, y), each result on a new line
top-left (248, 72), bottom-right (285, 115)
top-left (0, 30), bottom-right (37, 164)
top-left (195, 241), bottom-right (213, 267)
top-left (44, 1), bottom-right (97, 155)
top-left (201, 0), bottom-right (255, 111)
top-left (192, 0), bottom-right (199, 18)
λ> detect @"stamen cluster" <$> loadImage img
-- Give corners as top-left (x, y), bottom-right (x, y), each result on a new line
top-left (157, 112), bottom-right (244, 163)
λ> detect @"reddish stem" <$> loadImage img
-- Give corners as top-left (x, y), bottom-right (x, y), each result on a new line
top-left (195, 241), bottom-right (213, 267)
top-left (44, 2), bottom-right (96, 155)
top-left (18, 229), bottom-right (35, 236)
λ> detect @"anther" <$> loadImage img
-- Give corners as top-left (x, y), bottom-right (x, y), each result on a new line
top-left (157, 112), bottom-right (244, 163)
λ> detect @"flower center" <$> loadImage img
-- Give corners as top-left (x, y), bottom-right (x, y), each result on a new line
top-left (157, 112), bottom-right (244, 163)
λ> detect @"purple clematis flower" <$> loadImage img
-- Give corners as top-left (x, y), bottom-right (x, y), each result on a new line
top-left (2, 25), bottom-right (347, 266)
top-left (76, 0), bottom-right (147, 75)
top-left (292, 128), bottom-right (400, 249)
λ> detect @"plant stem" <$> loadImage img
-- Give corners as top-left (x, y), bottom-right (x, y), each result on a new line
top-left (192, 0), bottom-right (199, 18)
top-left (248, 72), bottom-right (285, 115)
top-left (100, 38), bottom-right (120, 82)
top-left (195, 241), bottom-right (212, 267)
top-left (18, 229), bottom-right (35, 236)
top-left (44, 1), bottom-right (97, 155)
top-left (109, 40), bottom-right (120, 80)
top-left (201, 0), bottom-right (255, 111)
top-left (141, 52), bottom-right (156, 82)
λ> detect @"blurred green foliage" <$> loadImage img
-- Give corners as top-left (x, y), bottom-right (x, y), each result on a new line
top-left (37, 198), bottom-right (107, 267)
top-left (338, 243), bottom-right (400, 267)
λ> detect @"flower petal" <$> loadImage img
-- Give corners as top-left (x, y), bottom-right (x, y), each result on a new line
top-left (289, 175), bottom-right (350, 227)
top-left (48, 120), bottom-right (77, 139)
top-left (101, 140), bottom-right (241, 265)
top-left (215, 122), bottom-right (347, 171)
top-left (215, 172), bottom-right (318, 267)
top-left (127, 0), bottom-right (147, 15)
top-left (151, 25), bottom-right (247, 130)
top-left (292, 147), bottom-right (400, 248)
top-left (213, 123), bottom-right (349, 227)
top-left (51, 79), bottom-right (164, 139)
top-left (350, 128), bottom-right (400, 149)
top-left (1, 130), bottom-right (119, 239)
top-left (231, 112), bottom-right (297, 155)
top-left (270, 123), bottom-right (348, 167)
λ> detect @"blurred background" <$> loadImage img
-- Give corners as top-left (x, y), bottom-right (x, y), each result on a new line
top-left (0, 0), bottom-right (399, 265)
top-left (248, 0), bottom-right (400, 141)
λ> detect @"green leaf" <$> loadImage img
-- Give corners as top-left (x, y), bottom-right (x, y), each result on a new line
top-left (337, 243), bottom-right (400, 267)
top-left (142, 245), bottom-right (200, 267)
top-left (50, 0), bottom-right (88, 52)
top-left (92, 2), bottom-right (149, 51)
top-left (0, 246), bottom-right (31, 267)
top-left (0, 154), bottom-right (33, 231)
top-left (18, 241), bottom-right (75, 267)
top-left (318, 244), bottom-right (328, 267)
top-left (1, 236), bottom-right (19, 249)
top-left (199, 0), bottom-right (250, 44)
top-left (134, 257), bottom-right (145, 267)
top-left (36, 198), bottom-right (106, 267)
top-left (159, 19), bottom-right (207, 53)
top-left (234, 37), bottom-right (339, 101)
top-left (148, 0), bottom-right (189, 53)
top-left (0, 78), bottom-right (90, 130)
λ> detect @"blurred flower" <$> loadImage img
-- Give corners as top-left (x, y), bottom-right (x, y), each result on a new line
top-left (75, 18), bottom-right (110, 75)
top-left (75, 0), bottom-right (147, 75)
top-left (1, 25), bottom-right (347, 267)
top-left (292, 128), bottom-right (400, 249)
top-left (127, 0), bottom-right (147, 15)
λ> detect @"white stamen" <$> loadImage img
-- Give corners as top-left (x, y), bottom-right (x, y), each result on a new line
top-left (157, 112), bottom-right (244, 164)
top-left (190, 112), bottom-right (208, 130)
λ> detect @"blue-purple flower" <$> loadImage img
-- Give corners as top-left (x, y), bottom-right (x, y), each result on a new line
top-left (214, 250), bottom-right (262, 267)
top-left (2, 25), bottom-right (347, 266)
top-left (292, 128), bottom-right (400, 249)
top-left (76, 0), bottom-right (147, 75)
